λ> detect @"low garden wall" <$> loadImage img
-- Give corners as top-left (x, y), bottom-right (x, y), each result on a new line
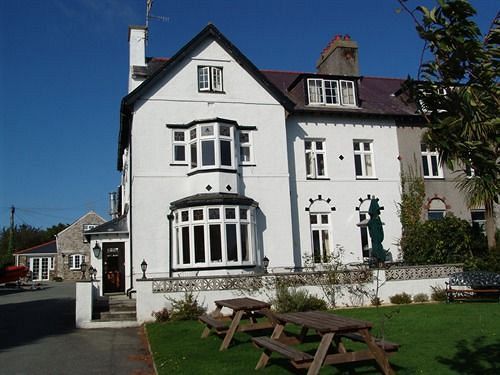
top-left (135, 264), bottom-right (462, 323)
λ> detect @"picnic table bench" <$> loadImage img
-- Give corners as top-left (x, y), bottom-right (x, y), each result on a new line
top-left (199, 297), bottom-right (275, 350)
top-left (446, 271), bottom-right (500, 303)
top-left (253, 311), bottom-right (398, 375)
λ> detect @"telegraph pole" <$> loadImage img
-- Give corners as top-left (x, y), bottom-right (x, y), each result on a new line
top-left (7, 206), bottom-right (15, 259)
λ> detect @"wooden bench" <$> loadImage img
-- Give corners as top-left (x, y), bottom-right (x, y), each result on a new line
top-left (199, 315), bottom-right (229, 337)
top-left (339, 332), bottom-right (400, 353)
top-left (446, 271), bottom-right (500, 303)
top-left (252, 336), bottom-right (313, 363)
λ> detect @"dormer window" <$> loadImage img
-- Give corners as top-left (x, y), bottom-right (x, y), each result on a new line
top-left (198, 66), bottom-right (223, 93)
top-left (307, 78), bottom-right (356, 106)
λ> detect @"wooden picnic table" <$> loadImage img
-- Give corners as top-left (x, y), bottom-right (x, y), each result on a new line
top-left (253, 310), bottom-right (396, 375)
top-left (199, 297), bottom-right (275, 351)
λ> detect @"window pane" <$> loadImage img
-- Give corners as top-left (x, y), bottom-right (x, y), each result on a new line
top-left (431, 156), bottom-right (439, 176)
top-left (315, 141), bottom-right (323, 150)
top-left (312, 230), bottom-right (321, 263)
top-left (321, 214), bottom-right (328, 224)
top-left (240, 208), bottom-right (248, 220)
top-left (241, 224), bottom-right (249, 261)
top-left (198, 67), bottom-right (209, 91)
top-left (310, 214), bottom-right (318, 224)
top-left (316, 154), bottom-right (325, 176)
top-left (210, 225), bottom-right (222, 261)
top-left (208, 208), bottom-right (220, 220)
top-left (354, 154), bottom-right (362, 176)
top-left (422, 156), bottom-right (430, 176)
top-left (202, 140), bottom-right (215, 166)
top-left (220, 140), bottom-right (232, 166)
top-left (363, 142), bottom-right (370, 151)
top-left (201, 125), bottom-right (214, 136)
top-left (174, 131), bottom-right (185, 141)
top-left (225, 208), bottom-right (236, 219)
top-left (212, 67), bottom-right (223, 91)
top-left (194, 225), bottom-right (205, 263)
top-left (321, 230), bottom-right (330, 260)
top-left (305, 141), bottom-right (312, 150)
top-left (305, 152), bottom-right (313, 176)
top-left (226, 224), bottom-right (238, 261)
top-left (190, 128), bottom-right (197, 140)
top-left (220, 125), bottom-right (231, 137)
top-left (240, 146), bottom-right (250, 162)
top-left (190, 143), bottom-right (197, 168)
top-left (193, 209), bottom-right (204, 221)
top-left (174, 145), bottom-right (185, 161)
top-left (181, 211), bottom-right (189, 222)
top-left (364, 154), bottom-right (373, 176)
top-left (182, 227), bottom-right (190, 264)
top-left (353, 142), bottom-right (360, 151)
top-left (240, 132), bottom-right (249, 143)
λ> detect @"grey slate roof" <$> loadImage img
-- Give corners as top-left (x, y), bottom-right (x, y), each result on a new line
top-left (14, 240), bottom-right (57, 255)
top-left (84, 215), bottom-right (128, 236)
top-left (170, 193), bottom-right (258, 210)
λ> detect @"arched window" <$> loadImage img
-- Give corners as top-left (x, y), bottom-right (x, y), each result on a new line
top-left (308, 199), bottom-right (333, 264)
top-left (428, 198), bottom-right (446, 220)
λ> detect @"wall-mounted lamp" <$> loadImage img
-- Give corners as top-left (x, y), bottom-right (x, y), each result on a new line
top-left (262, 256), bottom-right (269, 274)
top-left (88, 266), bottom-right (96, 281)
top-left (80, 261), bottom-right (87, 280)
top-left (92, 242), bottom-right (101, 258)
top-left (141, 259), bottom-right (148, 279)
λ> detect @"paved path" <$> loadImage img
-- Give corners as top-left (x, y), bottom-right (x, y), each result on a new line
top-left (0, 281), bottom-right (154, 375)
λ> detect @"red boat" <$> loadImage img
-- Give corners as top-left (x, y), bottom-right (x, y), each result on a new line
top-left (0, 265), bottom-right (29, 284)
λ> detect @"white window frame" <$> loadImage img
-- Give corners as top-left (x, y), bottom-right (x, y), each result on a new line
top-left (421, 143), bottom-right (443, 178)
top-left (69, 254), bottom-right (85, 270)
top-left (83, 224), bottom-right (98, 243)
top-left (198, 66), bottom-right (223, 93)
top-left (353, 140), bottom-right (375, 178)
top-left (305, 139), bottom-right (327, 179)
top-left (173, 205), bottom-right (256, 269)
top-left (309, 213), bottom-right (332, 264)
top-left (188, 122), bottom-right (235, 172)
top-left (340, 80), bottom-right (356, 106)
top-left (307, 78), bottom-right (354, 106)
top-left (172, 130), bottom-right (186, 164)
top-left (239, 130), bottom-right (253, 164)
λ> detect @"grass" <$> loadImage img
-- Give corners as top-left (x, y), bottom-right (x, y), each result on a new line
top-left (146, 303), bottom-right (500, 374)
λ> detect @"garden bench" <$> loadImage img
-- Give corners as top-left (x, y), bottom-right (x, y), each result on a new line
top-left (252, 336), bottom-right (314, 364)
top-left (446, 271), bottom-right (500, 303)
top-left (338, 332), bottom-right (400, 353)
top-left (199, 314), bottom-right (230, 334)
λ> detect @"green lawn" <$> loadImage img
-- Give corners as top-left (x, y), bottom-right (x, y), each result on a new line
top-left (146, 303), bottom-right (500, 374)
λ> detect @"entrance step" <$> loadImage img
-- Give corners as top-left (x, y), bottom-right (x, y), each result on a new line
top-left (92, 294), bottom-right (137, 323)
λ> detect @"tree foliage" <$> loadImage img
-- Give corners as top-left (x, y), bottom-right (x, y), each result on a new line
top-left (399, 0), bottom-right (499, 249)
top-left (0, 223), bottom-right (69, 266)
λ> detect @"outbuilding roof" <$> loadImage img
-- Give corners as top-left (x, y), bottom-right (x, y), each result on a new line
top-left (14, 240), bottom-right (57, 255)
top-left (84, 215), bottom-right (128, 236)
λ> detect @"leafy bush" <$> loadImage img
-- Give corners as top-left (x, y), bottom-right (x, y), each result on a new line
top-left (53, 276), bottom-right (63, 282)
top-left (389, 292), bottom-right (413, 304)
top-left (272, 285), bottom-right (327, 313)
top-left (168, 292), bottom-right (206, 321)
top-left (371, 296), bottom-right (383, 306)
top-left (430, 285), bottom-right (447, 302)
top-left (413, 293), bottom-right (429, 303)
top-left (401, 216), bottom-right (474, 265)
top-left (152, 308), bottom-right (170, 322)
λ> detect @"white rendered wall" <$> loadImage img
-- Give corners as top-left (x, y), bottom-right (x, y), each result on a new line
top-left (129, 38), bottom-right (294, 278)
top-left (287, 115), bottom-right (402, 266)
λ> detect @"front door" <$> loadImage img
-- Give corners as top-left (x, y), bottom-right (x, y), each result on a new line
top-left (102, 243), bottom-right (125, 293)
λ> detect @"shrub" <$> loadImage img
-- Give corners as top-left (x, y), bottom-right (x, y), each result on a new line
top-left (413, 293), bottom-right (429, 303)
top-left (389, 292), bottom-right (413, 304)
top-left (430, 285), bottom-right (448, 302)
top-left (53, 276), bottom-right (63, 282)
top-left (272, 285), bottom-right (327, 313)
top-left (152, 308), bottom-right (170, 322)
top-left (371, 296), bottom-right (383, 306)
top-left (168, 292), bottom-right (206, 321)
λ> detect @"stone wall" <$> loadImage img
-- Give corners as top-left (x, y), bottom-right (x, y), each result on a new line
top-left (56, 212), bottom-right (105, 280)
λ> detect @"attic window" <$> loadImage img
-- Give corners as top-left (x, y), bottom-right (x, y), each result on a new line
top-left (307, 78), bottom-right (356, 107)
top-left (198, 66), bottom-right (223, 93)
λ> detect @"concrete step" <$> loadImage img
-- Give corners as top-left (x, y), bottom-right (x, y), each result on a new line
top-left (99, 311), bottom-right (137, 321)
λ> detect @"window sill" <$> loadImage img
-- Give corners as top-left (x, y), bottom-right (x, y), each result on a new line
top-left (198, 90), bottom-right (226, 94)
top-left (355, 177), bottom-right (378, 180)
top-left (170, 163), bottom-right (188, 166)
top-left (423, 176), bottom-right (445, 180)
top-left (187, 168), bottom-right (237, 176)
top-left (239, 163), bottom-right (256, 167)
top-left (172, 264), bottom-right (256, 271)
top-left (306, 177), bottom-right (330, 181)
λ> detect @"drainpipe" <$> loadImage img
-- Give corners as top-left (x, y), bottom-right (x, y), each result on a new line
top-left (126, 125), bottom-right (135, 298)
top-left (167, 213), bottom-right (174, 278)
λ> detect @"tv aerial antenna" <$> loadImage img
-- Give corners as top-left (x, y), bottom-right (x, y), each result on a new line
top-left (146, 0), bottom-right (169, 29)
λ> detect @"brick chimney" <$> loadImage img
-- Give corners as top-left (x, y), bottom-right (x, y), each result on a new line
top-left (128, 26), bottom-right (148, 92)
top-left (316, 34), bottom-right (359, 76)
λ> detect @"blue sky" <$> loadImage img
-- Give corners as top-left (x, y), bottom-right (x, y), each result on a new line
top-left (0, 0), bottom-right (497, 229)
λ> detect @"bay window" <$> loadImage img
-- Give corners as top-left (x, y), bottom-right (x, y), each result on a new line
top-left (173, 205), bottom-right (256, 268)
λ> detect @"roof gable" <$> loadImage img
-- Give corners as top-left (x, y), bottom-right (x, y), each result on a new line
top-left (118, 24), bottom-right (294, 169)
